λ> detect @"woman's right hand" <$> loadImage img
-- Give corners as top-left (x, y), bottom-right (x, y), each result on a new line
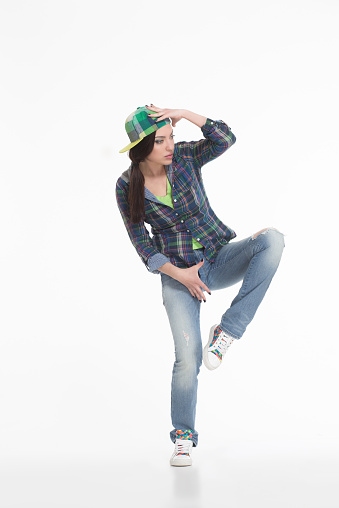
top-left (176, 260), bottom-right (211, 302)
top-left (146, 105), bottom-right (184, 127)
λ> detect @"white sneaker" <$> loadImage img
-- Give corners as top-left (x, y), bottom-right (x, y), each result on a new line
top-left (203, 324), bottom-right (234, 370)
top-left (170, 439), bottom-right (193, 467)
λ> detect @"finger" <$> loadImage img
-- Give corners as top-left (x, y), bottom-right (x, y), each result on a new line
top-left (187, 287), bottom-right (195, 299)
top-left (191, 285), bottom-right (205, 302)
top-left (152, 110), bottom-right (168, 118)
top-left (190, 287), bottom-right (201, 302)
top-left (193, 276), bottom-right (210, 296)
top-left (146, 108), bottom-right (161, 115)
top-left (194, 262), bottom-right (203, 273)
top-left (195, 260), bottom-right (211, 295)
top-left (196, 292), bottom-right (205, 303)
top-left (146, 105), bottom-right (160, 110)
top-left (155, 115), bottom-right (169, 122)
top-left (148, 112), bottom-right (168, 121)
top-left (194, 260), bottom-right (204, 277)
top-left (201, 282), bottom-right (211, 295)
top-left (147, 111), bottom-right (162, 117)
top-left (199, 287), bottom-right (207, 302)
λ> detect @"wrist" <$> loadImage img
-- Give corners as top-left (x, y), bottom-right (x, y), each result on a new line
top-left (158, 262), bottom-right (182, 280)
top-left (181, 110), bottom-right (207, 129)
top-left (180, 109), bottom-right (189, 121)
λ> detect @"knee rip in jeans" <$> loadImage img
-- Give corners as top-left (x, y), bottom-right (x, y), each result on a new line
top-left (183, 330), bottom-right (189, 346)
top-left (251, 227), bottom-right (282, 240)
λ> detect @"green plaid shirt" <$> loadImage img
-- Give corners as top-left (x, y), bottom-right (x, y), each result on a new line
top-left (116, 118), bottom-right (237, 274)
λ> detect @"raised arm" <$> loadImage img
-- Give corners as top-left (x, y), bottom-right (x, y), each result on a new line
top-left (147, 105), bottom-right (236, 168)
top-left (147, 106), bottom-right (207, 128)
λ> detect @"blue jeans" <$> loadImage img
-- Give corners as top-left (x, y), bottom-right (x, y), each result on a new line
top-left (160, 228), bottom-right (285, 447)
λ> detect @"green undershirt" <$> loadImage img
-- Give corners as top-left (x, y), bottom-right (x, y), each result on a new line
top-left (155, 178), bottom-right (203, 250)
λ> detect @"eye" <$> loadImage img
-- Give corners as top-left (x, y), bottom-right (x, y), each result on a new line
top-left (155, 135), bottom-right (175, 144)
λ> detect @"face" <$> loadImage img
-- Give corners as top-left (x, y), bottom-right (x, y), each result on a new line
top-left (145, 123), bottom-right (175, 166)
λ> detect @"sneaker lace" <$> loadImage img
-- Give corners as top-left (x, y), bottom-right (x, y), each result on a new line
top-left (213, 332), bottom-right (234, 356)
top-left (175, 439), bottom-right (192, 456)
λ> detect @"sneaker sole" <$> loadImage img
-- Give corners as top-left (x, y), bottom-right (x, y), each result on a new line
top-left (203, 324), bottom-right (221, 371)
top-left (170, 457), bottom-right (192, 466)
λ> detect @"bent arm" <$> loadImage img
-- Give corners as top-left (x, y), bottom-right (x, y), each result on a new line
top-left (116, 179), bottom-right (169, 273)
top-left (175, 117), bottom-right (236, 169)
top-left (147, 106), bottom-right (236, 167)
top-left (181, 110), bottom-right (207, 128)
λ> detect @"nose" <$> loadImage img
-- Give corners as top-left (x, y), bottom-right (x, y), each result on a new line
top-left (165, 138), bottom-right (174, 151)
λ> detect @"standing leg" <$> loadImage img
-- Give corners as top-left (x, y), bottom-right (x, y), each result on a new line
top-left (161, 273), bottom-right (202, 447)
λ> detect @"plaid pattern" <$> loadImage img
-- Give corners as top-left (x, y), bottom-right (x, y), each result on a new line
top-left (155, 177), bottom-right (203, 249)
top-left (119, 106), bottom-right (170, 153)
top-left (116, 118), bottom-right (237, 272)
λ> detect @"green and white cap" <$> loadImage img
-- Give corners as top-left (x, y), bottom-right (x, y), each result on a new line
top-left (119, 106), bottom-right (171, 153)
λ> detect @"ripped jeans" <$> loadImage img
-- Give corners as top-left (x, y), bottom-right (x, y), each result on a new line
top-left (160, 228), bottom-right (285, 447)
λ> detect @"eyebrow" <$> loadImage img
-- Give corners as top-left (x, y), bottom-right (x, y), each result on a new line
top-left (155, 132), bottom-right (174, 138)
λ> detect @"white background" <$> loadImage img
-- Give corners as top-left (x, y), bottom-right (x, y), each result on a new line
top-left (1, 0), bottom-right (338, 506)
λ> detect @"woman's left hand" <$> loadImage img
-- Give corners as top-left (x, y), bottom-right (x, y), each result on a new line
top-left (146, 105), bottom-right (185, 127)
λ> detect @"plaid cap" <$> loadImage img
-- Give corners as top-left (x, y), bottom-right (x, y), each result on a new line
top-left (119, 105), bottom-right (171, 153)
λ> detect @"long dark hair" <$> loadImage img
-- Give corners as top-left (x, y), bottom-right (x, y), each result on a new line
top-left (128, 131), bottom-right (156, 223)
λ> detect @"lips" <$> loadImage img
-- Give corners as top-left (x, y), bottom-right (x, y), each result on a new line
top-left (165, 154), bottom-right (173, 158)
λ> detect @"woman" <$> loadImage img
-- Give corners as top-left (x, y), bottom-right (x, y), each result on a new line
top-left (116, 105), bottom-right (285, 467)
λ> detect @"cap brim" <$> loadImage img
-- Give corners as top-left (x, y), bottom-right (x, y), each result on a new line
top-left (119, 137), bottom-right (143, 153)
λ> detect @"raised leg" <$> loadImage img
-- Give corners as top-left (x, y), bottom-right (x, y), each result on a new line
top-left (207, 228), bottom-right (285, 338)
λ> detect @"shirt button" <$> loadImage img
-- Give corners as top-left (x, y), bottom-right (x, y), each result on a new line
top-left (174, 199), bottom-right (177, 202)
top-left (197, 238), bottom-right (200, 241)
top-left (181, 220), bottom-right (184, 223)
top-left (175, 213), bottom-right (178, 216)
top-left (187, 229), bottom-right (190, 232)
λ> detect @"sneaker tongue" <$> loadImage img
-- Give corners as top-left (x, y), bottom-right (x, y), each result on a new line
top-left (176, 439), bottom-right (192, 448)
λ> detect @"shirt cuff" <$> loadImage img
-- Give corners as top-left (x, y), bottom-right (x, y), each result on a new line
top-left (201, 118), bottom-right (231, 132)
top-left (147, 253), bottom-right (170, 274)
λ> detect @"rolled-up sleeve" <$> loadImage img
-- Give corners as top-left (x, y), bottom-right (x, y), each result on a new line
top-left (175, 118), bottom-right (236, 170)
top-left (116, 179), bottom-right (169, 273)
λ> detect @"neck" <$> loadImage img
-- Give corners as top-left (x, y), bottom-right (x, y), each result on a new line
top-left (139, 160), bottom-right (166, 178)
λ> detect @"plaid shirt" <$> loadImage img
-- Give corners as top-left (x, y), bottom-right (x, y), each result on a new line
top-left (116, 118), bottom-right (237, 274)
